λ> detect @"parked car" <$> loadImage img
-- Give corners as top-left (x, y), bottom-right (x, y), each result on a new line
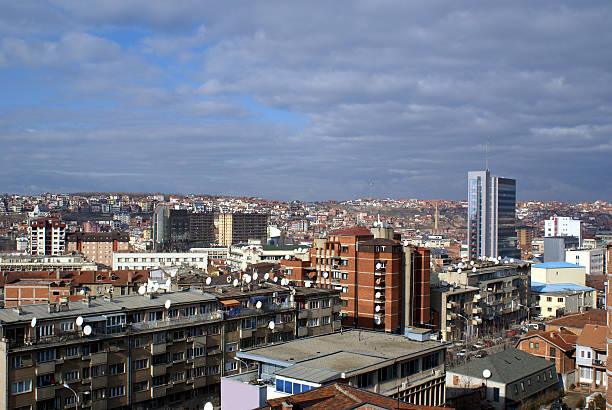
top-left (475, 350), bottom-right (488, 358)
top-left (473, 343), bottom-right (485, 349)
top-left (457, 350), bottom-right (468, 356)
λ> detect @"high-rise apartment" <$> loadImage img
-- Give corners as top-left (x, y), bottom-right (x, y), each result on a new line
top-left (28, 218), bottom-right (66, 256)
top-left (218, 213), bottom-right (268, 247)
top-left (153, 207), bottom-right (214, 251)
top-left (66, 232), bottom-right (130, 267)
top-left (545, 216), bottom-right (582, 245)
top-left (467, 170), bottom-right (519, 259)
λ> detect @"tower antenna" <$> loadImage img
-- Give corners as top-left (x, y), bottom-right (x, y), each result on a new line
top-left (485, 139), bottom-right (489, 171)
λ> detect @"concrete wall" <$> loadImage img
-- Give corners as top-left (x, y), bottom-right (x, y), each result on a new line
top-left (531, 266), bottom-right (586, 286)
top-left (221, 372), bottom-right (267, 410)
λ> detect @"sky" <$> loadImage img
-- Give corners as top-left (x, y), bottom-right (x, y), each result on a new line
top-left (0, 1), bottom-right (611, 202)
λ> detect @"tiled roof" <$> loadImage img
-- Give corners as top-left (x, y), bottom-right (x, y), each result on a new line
top-left (517, 329), bottom-right (577, 352)
top-left (262, 382), bottom-right (447, 409)
top-left (331, 227), bottom-right (373, 236)
top-left (576, 324), bottom-right (606, 350)
top-left (545, 309), bottom-right (606, 330)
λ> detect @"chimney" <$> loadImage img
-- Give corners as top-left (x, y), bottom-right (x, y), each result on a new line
top-left (127, 271), bottom-right (134, 283)
top-left (14, 306), bottom-right (23, 315)
top-left (56, 269), bottom-right (60, 280)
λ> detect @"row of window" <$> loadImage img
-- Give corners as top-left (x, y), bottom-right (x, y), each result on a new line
top-left (116, 257), bottom-right (206, 263)
top-left (276, 379), bottom-right (316, 394)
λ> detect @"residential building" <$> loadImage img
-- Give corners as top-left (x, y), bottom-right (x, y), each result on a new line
top-left (113, 251), bottom-right (215, 271)
top-left (237, 329), bottom-right (449, 407)
top-left (0, 285), bottom-right (339, 409)
top-left (446, 348), bottom-right (559, 409)
top-left (218, 213), bottom-right (269, 247)
top-left (530, 282), bottom-right (597, 318)
top-left (515, 329), bottom-right (578, 389)
top-left (281, 227), bottom-right (431, 333)
top-left (226, 244), bottom-right (309, 272)
top-left (28, 218), bottom-right (66, 256)
top-left (153, 207), bottom-right (215, 251)
top-left (544, 309), bottom-right (606, 336)
top-left (531, 262), bottom-right (586, 286)
top-left (66, 231), bottom-right (130, 267)
top-left (0, 254), bottom-right (98, 272)
top-left (545, 216), bottom-right (581, 245)
top-left (575, 324), bottom-right (607, 390)
top-left (467, 170), bottom-right (519, 260)
top-left (516, 225), bottom-right (535, 250)
top-left (430, 283), bottom-right (480, 342)
top-left (437, 260), bottom-right (530, 336)
top-left (565, 248), bottom-right (605, 275)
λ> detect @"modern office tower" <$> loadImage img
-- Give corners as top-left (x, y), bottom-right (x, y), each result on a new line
top-left (467, 169), bottom-right (519, 259)
top-left (545, 216), bottom-right (582, 245)
top-left (28, 218), bottom-right (66, 255)
top-left (153, 206), bottom-right (214, 251)
top-left (282, 227), bottom-right (430, 333)
top-left (218, 213), bottom-right (268, 247)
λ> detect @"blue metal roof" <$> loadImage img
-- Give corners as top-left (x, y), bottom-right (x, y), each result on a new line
top-left (532, 262), bottom-right (583, 269)
top-left (531, 281), bottom-right (594, 293)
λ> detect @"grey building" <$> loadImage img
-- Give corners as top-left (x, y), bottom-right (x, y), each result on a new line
top-left (446, 348), bottom-right (560, 409)
top-left (467, 170), bottom-right (519, 260)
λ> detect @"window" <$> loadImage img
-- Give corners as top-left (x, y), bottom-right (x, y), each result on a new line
top-left (242, 318), bottom-right (256, 329)
top-left (535, 343), bottom-right (539, 349)
top-left (11, 354), bottom-right (31, 369)
top-left (529, 342), bottom-right (534, 349)
top-left (226, 342), bottom-right (238, 352)
top-left (205, 365), bottom-right (219, 376)
top-left (108, 363), bottom-right (125, 375)
top-left (64, 371), bottom-right (79, 382)
top-left (133, 359), bottom-right (148, 370)
top-left (401, 359), bottom-right (419, 377)
top-left (172, 372), bottom-right (184, 382)
top-left (557, 297), bottom-right (564, 302)
top-left (308, 318), bottom-right (319, 327)
top-left (341, 286), bottom-right (348, 294)
top-left (108, 386), bottom-right (125, 398)
top-left (11, 380), bottom-right (32, 395)
top-left (152, 375), bottom-right (167, 386)
top-left (133, 381), bottom-right (148, 392)
top-left (91, 365), bottom-right (105, 377)
top-left (322, 316), bottom-right (330, 325)
top-left (493, 387), bottom-right (500, 402)
top-left (357, 372), bottom-right (374, 388)
top-left (132, 313), bottom-right (144, 323)
top-left (342, 273), bottom-right (348, 280)
top-left (309, 300), bottom-right (320, 309)
top-left (322, 299), bottom-right (331, 308)
top-left (422, 353), bottom-right (439, 370)
top-left (65, 395), bottom-right (76, 406)
top-left (172, 352), bottom-right (184, 362)
top-left (546, 297), bottom-right (552, 302)
top-left (37, 349), bottom-right (57, 362)
top-left (37, 374), bottom-right (54, 387)
top-left (378, 365), bottom-right (397, 382)
top-left (520, 382), bottom-right (525, 392)
top-left (550, 347), bottom-right (556, 358)
top-left (188, 346), bottom-right (205, 358)
top-left (226, 361), bottom-right (238, 372)
top-left (37, 324), bottom-right (54, 338)
top-left (65, 346), bottom-right (79, 357)
top-left (60, 321), bottom-right (75, 332)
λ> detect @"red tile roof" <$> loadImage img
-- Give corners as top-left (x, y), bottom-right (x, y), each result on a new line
top-left (262, 383), bottom-right (449, 410)
top-left (331, 227), bottom-right (373, 236)
top-left (576, 324), bottom-right (606, 350)
top-left (544, 309), bottom-right (606, 330)
top-left (517, 329), bottom-right (577, 352)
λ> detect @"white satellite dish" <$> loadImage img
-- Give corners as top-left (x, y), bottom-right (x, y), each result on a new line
top-left (83, 325), bottom-right (92, 336)
top-left (470, 261), bottom-right (475, 266)
top-left (76, 316), bottom-right (84, 327)
top-left (510, 258), bottom-right (515, 263)
top-left (233, 279), bottom-right (239, 287)
top-left (256, 301), bottom-right (262, 309)
top-left (170, 270), bottom-right (176, 278)
top-left (472, 267), bottom-right (477, 272)
top-left (285, 255), bottom-right (290, 260)
top-left (376, 263), bottom-right (382, 269)
top-left (79, 289), bottom-right (85, 295)
top-left (30, 317), bottom-right (37, 328)
top-left (253, 272), bottom-right (258, 280)
top-left (494, 260), bottom-right (499, 265)
top-left (264, 273), bottom-right (270, 280)
top-left (497, 256), bottom-right (502, 261)
top-left (274, 276), bottom-right (278, 283)
top-left (375, 292), bottom-right (381, 299)
top-left (457, 268), bottom-right (462, 273)
top-left (138, 286), bottom-right (146, 295)
top-left (482, 369), bottom-right (492, 379)
top-left (165, 278), bottom-right (172, 287)
top-left (226, 275), bottom-right (232, 283)
top-left (305, 282), bottom-right (311, 288)
top-left (153, 282), bottom-right (160, 292)
top-left (245, 275), bottom-right (252, 284)
top-left (164, 299), bottom-right (172, 309)
top-left (323, 272), bottom-right (329, 278)
top-left (204, 402), bottom-right (214, 410)
top-left (206, 277), bottom-right (212, 285)
top-left (268, 321), bottom-right (275, 330)
top-left (375, 305), bottom-right (381, 312)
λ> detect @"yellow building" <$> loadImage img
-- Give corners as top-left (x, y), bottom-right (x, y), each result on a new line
top-left (531, 262), bottom-right (586, 286)
top-left (531, 282), bottom-right (597, 318)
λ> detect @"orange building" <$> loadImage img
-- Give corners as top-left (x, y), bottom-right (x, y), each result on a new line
top-left (66, 231), bottom-right (130, 267)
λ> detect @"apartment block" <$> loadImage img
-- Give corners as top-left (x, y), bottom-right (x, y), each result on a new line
top-left (218, 213), bottom-right (268, 247)
top-left (0, 284), bottom-right (340, 410)
top-left (113, 251), bottom-right (217, 271)
top-left (430, 284), bottom-right (480, 342)
top-left (0, 254), bottom-right (98, 272)
top-left (28, 218), bottom-right (66, 256)
top-left (66, 232), bottom-right (130, 267)
top-left (565, 248), bottom-right (605, 275)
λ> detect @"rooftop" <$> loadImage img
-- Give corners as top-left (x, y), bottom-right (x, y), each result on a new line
top-left (532, 262), bottom-right (584, 269)
top-left (576, 324), bottom-right (606, 350)
top-left (545, 309), bottom-right (606, 330)
top-left (530, 282), bottom-right (595, 294)
top-left (331, 226), bottom-right (373, 237)
top-left (238, 329), bottom-right (447, 380)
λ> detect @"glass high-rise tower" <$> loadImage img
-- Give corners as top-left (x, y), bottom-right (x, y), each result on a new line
top-left (467, 170), bottom-right (519, 259)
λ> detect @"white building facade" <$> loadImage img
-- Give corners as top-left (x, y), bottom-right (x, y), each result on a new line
top-left (565, 248), bottom-right (604, 275)
top-left (545, 216), bottom-right (581, 244)
top-left (113, 251), bottom-right (210, 271)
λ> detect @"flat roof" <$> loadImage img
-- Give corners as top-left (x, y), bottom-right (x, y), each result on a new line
top-left (532, 262), bottom-right (583, 269)
top-left (531, 282), bottom-right (594, 293)
top-left (238, 329), bottom-right (447, 378)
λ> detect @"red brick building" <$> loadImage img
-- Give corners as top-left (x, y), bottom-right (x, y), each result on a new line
top-left (66, 231), bottom-right (130, 267)
top-left (280, 227), bottom-right (431, 333)
top-left (516, 329), bottom-right (577, 388)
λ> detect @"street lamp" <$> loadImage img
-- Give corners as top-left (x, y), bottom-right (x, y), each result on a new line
top-left (234, 356), bottom-right (250, 374)
top-left (62, 383), bottom-right (79, 410)
top-left (516, 303), bottom-right (530, 323)
top-left (456, 313), bottom-right (470, 362)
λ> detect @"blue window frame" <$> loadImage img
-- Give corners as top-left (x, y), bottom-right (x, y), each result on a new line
top-left (284, 380), bottom-right (293, 393)
top-left (293, 383), bottom-right (301, 394)
top-left (276, 379), bottom-right (283, 391)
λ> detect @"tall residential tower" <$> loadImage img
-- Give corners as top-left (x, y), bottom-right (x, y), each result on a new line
top-left (467, 169), bottom-right (519, 260)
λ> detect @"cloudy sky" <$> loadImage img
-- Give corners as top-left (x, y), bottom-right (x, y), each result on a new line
top-left (1, 1), bottom-right (610, 201)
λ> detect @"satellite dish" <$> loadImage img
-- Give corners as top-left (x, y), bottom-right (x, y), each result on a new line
top-left (472, 267), bottom-right (477, 272)
top-left (83, 325), bottom-right (92, 336)
top-left (226, 275), bottom-right (232, 283)
top-left (233, 279), bottom-right (239, 287)
top-left (323, 272), bottom-right (329, 278)
top-left (305, 282), bottom-right (311, 288)
top-left (79, 289), bottom-right (85, 295)
top-left (375, 292), bottom-right (381, 299)
top-left (470, 261), bottom-right (475, 266)
top-left (510, 258), bottom-right (515, 263)
top-left (30, 317), bottom-right (37, 328)
top-left (494, 260), bottom-right (499, 265)
top-left (138, 286), bottom-right (146, 295)
top-left (497, 256), bottom-right (502, 261)
top-left (164, 299), bottom-right (172, 309)
top-left (457, 268), bottom-right (462, 273)
top-left (253, 272), bottom-right (258, 280)
top-left (256, 301), bottom-right (262, 309)
top-left (206, 277), bottom-right (212, 285)
top-left (245, 275), bottom-right (252, 284)
top-left (285, 255), bottom-right (290, 260)
top-left (204, 402), bottom-right (214, 410)
top-left (165, 278), bottom-right (172, 287)
top-left (376, 263), bottom-right (382, 269)
top-left (264, 273), bottom-right (270, 280)
top-left (273, 276), bottom-right (278, 283)
top-left (268, 321), bottom-right (275, 330)
top-left (375, 305), bottom-right (381, 312)
top-left (76, 316), bottom-right (84, 327)
top-left (153, 282), bottom-right (160, 292)
top-left (482, 369), bottom-right (492, 379)
top-left (170, 270), bottom-right (176, 278)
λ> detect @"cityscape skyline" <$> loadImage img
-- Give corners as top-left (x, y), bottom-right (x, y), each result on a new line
top-left (1, 2), bottom-right (611, 201)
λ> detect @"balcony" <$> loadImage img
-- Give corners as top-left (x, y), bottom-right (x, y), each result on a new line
top-left (89, 351), bottom-right (108, 366)
top-left (35, 385), bottom-right (57, 401)
top-left (151, 385), bottom-right (167, 398)
top-left (332, 304), bottom-right (342, 313)
top-left (131, 311), bottom-right (224, 331)
top-left (151, 342), bottom-right (166, 355)
top-left (91, 375), bottom-right (108, 390)
top-left (36, 360), bottom-right (56, 375)
top-left (297, 327), bottom-right (308, 337)
top-left (151, 363), bottom-right (169, 377)
top-left (593, 359), bottom-right (606, 368)
top-left (91, 400), bottom-right (108, 410)
top-left (298, 310), bottom-right (309, 319)
top-left (240, 328), bottom-right (254, 338)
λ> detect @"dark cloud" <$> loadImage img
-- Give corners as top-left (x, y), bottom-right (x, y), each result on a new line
top-left (0, 1), bottom-right (610, 201)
